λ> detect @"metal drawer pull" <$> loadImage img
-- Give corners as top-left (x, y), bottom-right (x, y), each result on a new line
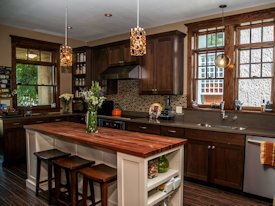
top-left (35, 120), bottom-right (44, 123)
top-left (139, 126), bottom-right (147, 130)
top-left (12, 122), bottom-right (21, 125)
top-left (212, 145), bottom-right (215, 149)
top-left (247, 139), bottom-right (263, 144)
top-left (55, 119), bottom-right (62, 121)
top-left (168, 130), bottom-right (177, 133)
top-left (208, 145), bottom-right (211, 149)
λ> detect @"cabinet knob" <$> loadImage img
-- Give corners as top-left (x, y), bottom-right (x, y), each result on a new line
top-left (208, 145), bottom-right (211, 149)
top-left (168, 130), bottom-right (176, 133)
top-left (139, 126), bottom-right (147, 130)
top-left (212, 145), bottom-right (215, 150)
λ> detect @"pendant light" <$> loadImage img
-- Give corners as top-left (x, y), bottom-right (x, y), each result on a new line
top-left (214, 5), bottom-right (231, 68)
top-left (130, 0), bottom-right (146, 56)
top-left (60, 6), bottom-right (72, 67)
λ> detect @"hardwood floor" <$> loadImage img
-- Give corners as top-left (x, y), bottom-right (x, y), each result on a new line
top-left (0, 160), bottom-right (272, 206)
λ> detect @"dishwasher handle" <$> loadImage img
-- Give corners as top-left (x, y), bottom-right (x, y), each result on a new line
top-left (247, 139), bottom-right (264, 144)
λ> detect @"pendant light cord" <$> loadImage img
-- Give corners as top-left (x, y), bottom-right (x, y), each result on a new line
top-left (65, 7), bottom-right (68, 46)
top-left (137, 0), bottom-right (139, 27)
top-left (222, 7), bottom-right (224, 27)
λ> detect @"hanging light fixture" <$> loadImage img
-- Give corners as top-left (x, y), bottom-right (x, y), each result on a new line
top-left (130, 0), bottom-right (146, 56)
top-left (215, 5), bottom-right (231, 68)
top-left (60, 6), bottom-right (72, 67)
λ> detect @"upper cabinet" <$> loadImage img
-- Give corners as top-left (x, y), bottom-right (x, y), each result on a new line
top-left (140, 31), bottom-right (186, 95)
top-left (72, 46), bottom-right (92, 98)
top-left (108, 41), bottom-right (138, 65)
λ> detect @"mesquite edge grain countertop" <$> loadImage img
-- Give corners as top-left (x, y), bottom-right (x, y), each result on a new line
top-left (24, 121), bottom-right (187, 158)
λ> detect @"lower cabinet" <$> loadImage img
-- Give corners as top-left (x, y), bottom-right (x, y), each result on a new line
top-left (185, 129), bottom-right (245, 190)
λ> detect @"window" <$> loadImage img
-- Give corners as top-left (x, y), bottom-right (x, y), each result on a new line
top-left (11, 36), bottom-right (60, 111)
top-left (236, 20), bottom-right (274, 107)
top-left (187, 8), bottom-right (275, 111)
top-left (193, 28), bottom-right (225, 105)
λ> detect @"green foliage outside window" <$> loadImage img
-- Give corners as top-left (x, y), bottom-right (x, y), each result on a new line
top-left (16, 64), bottom-right (38, 105)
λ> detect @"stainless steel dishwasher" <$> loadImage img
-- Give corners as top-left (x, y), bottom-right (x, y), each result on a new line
top-left (243, 135), bottom-right (275, 199)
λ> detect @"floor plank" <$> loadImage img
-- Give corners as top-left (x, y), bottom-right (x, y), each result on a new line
top-left (0, 160), bottom-right (272, 206)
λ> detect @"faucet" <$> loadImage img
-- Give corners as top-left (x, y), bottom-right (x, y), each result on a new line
top-left (220, 101), bottom-right (228, 120)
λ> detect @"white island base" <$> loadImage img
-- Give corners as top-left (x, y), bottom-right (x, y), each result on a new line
top-left (26, 129), bottom-right (184, 206)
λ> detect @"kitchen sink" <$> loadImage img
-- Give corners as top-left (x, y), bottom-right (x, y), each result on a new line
top-left (197, 123), bottom-right (246, 131)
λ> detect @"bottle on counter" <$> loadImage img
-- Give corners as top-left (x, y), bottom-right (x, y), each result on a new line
top-left (261, 99), bottom-right (266, 112)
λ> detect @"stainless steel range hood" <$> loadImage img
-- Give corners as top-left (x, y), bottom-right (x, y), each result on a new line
top-left (100, 63), bottom-right (140, 80)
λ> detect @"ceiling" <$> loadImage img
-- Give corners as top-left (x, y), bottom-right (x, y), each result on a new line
top-left (0, 0), bottom-right (274, 42)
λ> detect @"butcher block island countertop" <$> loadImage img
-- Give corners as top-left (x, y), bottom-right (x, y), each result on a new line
top-left (25, 121), bottom-right (186, 206)
top-left (24, 121), bottom-right (186, 158)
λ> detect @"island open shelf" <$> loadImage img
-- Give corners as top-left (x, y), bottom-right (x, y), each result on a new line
top-left (24, 121), bottom-right (186, 206)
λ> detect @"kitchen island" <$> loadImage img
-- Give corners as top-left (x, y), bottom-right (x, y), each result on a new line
top-left (24, 121), bottom-right (187, 206)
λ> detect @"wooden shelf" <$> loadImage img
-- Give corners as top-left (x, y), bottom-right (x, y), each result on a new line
top-left (147, 169), bottom-right (178, 191)
top-left (147, 190), bottom-right (174, 206)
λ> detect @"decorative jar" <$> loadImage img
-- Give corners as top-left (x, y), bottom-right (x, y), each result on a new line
top-left (158, 155), bottom-right (169, 173)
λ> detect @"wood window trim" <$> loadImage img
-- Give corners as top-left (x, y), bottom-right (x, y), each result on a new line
top-left (186, 7), bottom-right (275, 112)
top-left (10, 35), bottom-right (61, 113)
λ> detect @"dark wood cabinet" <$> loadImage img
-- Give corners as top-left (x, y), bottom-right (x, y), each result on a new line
top-left (126, 122), bottom-right (161, 135)
top-left (72, 46), bottom-right (92, 98)
top-left (108, 41), bottom-right (137, 65)
top-left (93, 46), bottom-right (118, 95)
top-left (184, 129), bottom-right (245, 190)
top-left (140, 31), bottom-right (185, 95)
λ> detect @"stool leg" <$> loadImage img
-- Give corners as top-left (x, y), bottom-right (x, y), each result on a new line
top-left (100, 183), bottom-right (109, 206)
top-left (71, 170), bottom-right (78, 206)
top-left (65, 169), bottom-right (71, 198)
top-left (54, 165), bottom-right (61, 203)
top-left (47, 160), bottom-right (52, 204)
top-left (89, 180), bottom-right (95, 205)
top-left (82, 177), bottom-right (88, 206)
top-left (35, 158), bottom-right (41, 196)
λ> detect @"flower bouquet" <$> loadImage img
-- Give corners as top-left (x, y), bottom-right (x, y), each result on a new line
top-left (81, 81), bottom-right (106, 133)
top-left (59, 93), bottom-right (74, 113)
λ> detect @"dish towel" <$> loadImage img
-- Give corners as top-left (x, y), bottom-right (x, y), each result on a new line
top-left (260, 141), bottom-right (275, 166)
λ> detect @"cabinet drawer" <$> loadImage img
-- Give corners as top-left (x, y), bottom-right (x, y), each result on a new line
top-left (161, 126), bottom-right (184, 138)
top-left (126, 122), bottom-right (161, 135)
top-left (3, 120), bottom-right (24, 129)
top-left (185, 129), bottom-right (245, 146)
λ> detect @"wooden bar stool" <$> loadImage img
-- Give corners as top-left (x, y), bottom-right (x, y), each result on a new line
top-left (78, 164), bottom-right (117, 206)
top-left (53, 155), bottom-right (95, 206)
top-left (34, 148), bottom-right (70, 204)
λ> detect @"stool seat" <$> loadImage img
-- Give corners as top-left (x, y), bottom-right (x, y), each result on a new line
top-left (34, 148), bottom-right (70, 205)
top-left (53, 155), bottom-right (95, 206)
top-left (34, 148), bottom-right (70, 160)
top-left (79, 164), bottom-right (117, 206)
top-left (53, 155), bottom-right (94, 170)
top-left (79, 164), bottom-right (117, 183)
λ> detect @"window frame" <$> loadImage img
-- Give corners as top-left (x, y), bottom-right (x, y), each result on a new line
top-left (235, 21), bottom-right (275, 110)
top-left (186, 7), bottom-right (275, 112)
top-left (10, 35), bottom-right (61, 112)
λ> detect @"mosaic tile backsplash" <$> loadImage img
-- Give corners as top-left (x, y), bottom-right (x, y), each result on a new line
top-left (107, 80), bottom-right (187, 112)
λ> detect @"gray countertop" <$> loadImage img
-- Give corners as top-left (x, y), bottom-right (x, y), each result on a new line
top-left (98, 115), bottom-right (275, 138)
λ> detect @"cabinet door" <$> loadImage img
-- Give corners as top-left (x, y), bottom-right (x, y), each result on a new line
top-left (123, 43), bottom-right (137, 63)
top-left (3, 127), bottom-right (26, 166)
top-left (155, 36), bottom-right (173, 94)
top-left (94, 47), bottom-right (108, 80)
top-left (210, 142), bottom-right (244, 190)
top-left (108, 45), bottom-right (123, 65)
top-left (185, 139), bottom-right (209, 182)
top-left (140, 39), bottom-right (155, 94)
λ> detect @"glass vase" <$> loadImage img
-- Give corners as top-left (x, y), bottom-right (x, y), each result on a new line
top-left (86, 109), bottom-right (98, 133)
top-left (62, 102), bottom-right (69, 113)
top-left (158, 155), bottom-right (169, 173)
